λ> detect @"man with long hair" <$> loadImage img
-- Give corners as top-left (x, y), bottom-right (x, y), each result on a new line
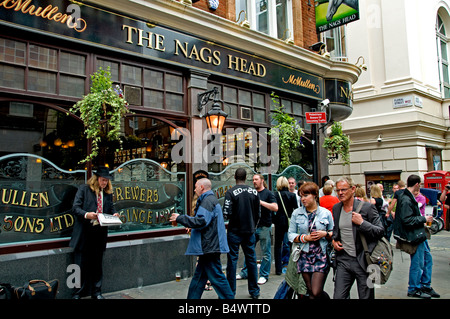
top-left (70, 166), bottom-right (119, 299)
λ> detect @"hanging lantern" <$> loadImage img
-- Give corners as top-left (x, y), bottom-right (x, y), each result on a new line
top-left (204, 102), bottom-right (227, 135)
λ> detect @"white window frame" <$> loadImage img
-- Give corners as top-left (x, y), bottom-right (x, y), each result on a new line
top-left (239, 0), bottom-right (293, 40)
top-left (436, 14), bottom-right (450, 99)
top-left (320, 25), bottom-right (348, 62)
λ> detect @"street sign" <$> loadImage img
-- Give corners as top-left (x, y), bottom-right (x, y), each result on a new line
top-left (305, 112), bottom-right (327, 124)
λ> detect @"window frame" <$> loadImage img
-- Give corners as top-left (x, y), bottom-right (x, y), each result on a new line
top-left (436, 14), bottom-right (450, 99)
top-left (237, 0), bottom-right (294, 40)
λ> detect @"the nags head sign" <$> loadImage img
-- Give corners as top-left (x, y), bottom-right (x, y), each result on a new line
top-left (315, 0), bottom-right (359, 32)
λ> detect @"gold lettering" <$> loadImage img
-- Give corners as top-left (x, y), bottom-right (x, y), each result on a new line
top-left (139, 209), bottom-right (145, 223)
top-left (0, 0), bottom-right (87, 32)
top-left (340, 86), bottom-right (352, 99)
top-left (137, 29), bottom-right (153, 47)
top-left (63, 213), bottom-right (74, 228)
top-left (115, 187), bottom-right (124, 201)
top-left (188, 45), bottom-right (200, 61)
top-left (1, 189), bottom-right (11, 204)
top-left (200, 47), bottom-right (212, 63)
top-left (122, 25), bottom-right (137, 44)
top-left (147, 210), bottom-right (153, 224)
top-left (11, 190), bottom-right (19, 205)
top-left (19, 191), bottom-right (28, 207)
top-left (14, 216), bottom-right (24, 232)
top-left (240, 58), bottom-right (248, 73)
top-left (131, 186), bottom-right (139, 200)
top-left (35, 218), bottom-right (44, 233)
top-left (282, 75), bottom-right (320, 94)
top-left (174, 39), bottom-right (188, 57)
top-left (228, 54), bottom-right (239, 71)
top-left (28, 192), bottom-right (39, 207)
top-left (24, 217), bottom-right (35, 232)
top-left (247, 62), bottom-right (256, 75)
top-left (147, 189), bottom-right (153, 202)
top-left (39, 192), bottom-right (49, 207)
top-left (155, 33), bottom-right (165, 52)
top-left (0, 0), bottom-right (18, 10)
top-left (212, 50), bottom-right (221, 66)
top-left (257, 63), bottom-right (266, 77)
top-left (132, 208), bottom-right (139, 222)
top-left (54, 215), bottom-right (63, 230)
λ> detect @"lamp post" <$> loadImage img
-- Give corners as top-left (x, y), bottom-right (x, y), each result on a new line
top-left (198, 87), bottom-right (228, 135)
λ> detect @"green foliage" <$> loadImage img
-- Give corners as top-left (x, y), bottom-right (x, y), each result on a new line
top-left (268, 92), bottom-right (304, 171)
top-left (322, 121), bottom-right (351, 165)
top-left (68, 67), bottom-right (132, 163)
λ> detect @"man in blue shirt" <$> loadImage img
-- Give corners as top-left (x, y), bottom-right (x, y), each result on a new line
top-left (170, 178), bottom-right (233, 299)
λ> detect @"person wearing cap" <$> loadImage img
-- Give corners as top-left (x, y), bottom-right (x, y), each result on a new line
top-left (70, 166), bottom-right (119, 299)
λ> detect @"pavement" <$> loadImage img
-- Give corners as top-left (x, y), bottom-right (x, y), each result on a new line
top-left (104, 230), bottom-right (450, 300)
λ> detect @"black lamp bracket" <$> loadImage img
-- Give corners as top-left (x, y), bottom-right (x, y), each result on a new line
top-left (198, 87), bottom-right (219, 115)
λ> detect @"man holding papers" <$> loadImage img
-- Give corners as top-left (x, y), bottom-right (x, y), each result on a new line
top-left (70, 166), bottom-right (120, 299)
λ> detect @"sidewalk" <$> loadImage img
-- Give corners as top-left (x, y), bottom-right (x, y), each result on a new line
top-left (104, 231), bottom-right (450, 300)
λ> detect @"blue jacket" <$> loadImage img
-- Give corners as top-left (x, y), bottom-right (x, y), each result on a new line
top-left (288, 205), bottom-right (334, 254)
top-left (176, 190), bottom-right (229, 256)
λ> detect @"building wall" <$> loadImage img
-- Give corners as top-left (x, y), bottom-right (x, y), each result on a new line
top-left (331, 0), bottom-right (450, 186)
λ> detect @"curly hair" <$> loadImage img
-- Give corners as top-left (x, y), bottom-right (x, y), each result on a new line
top-left (87, 175), bottom-right (113, 195)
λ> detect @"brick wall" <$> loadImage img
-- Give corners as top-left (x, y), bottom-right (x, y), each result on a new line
top-left (191, 0), bottom-right (319, 51)
top-left (300, 0), bottom-right (319, 49)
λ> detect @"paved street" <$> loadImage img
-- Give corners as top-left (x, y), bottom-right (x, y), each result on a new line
top-left (105, 230), bottom-right (450, 300)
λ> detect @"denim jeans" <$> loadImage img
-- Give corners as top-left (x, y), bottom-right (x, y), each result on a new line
top-left (226, 232), bottom-right (260, 298)
top-left (408, 240), bottom-right (433, 294)
top-left (187, 253), bottom-right (234, 299)
top-left (239, 226), bottom-right (272, 279)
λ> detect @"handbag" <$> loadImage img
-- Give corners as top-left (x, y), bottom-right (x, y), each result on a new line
top-left (358, 198), bottom-right (393, 285)
top-left (15, 279), bottom-right (59, 300)
top-left (360, 234), bottom-right (393, 285)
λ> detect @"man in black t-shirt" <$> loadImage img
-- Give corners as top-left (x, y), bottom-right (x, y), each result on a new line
top-left (237, 174), bottom-right (278, 285)
top-left (223, 168), bottom-right (261, 299)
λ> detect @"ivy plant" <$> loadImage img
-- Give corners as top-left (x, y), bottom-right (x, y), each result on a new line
top-left (68, 67), bottom-right (132, 163)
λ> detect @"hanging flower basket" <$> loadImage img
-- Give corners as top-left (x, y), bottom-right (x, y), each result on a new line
top-left (267, 92), bottom-right (304, 171)
top-left (322, 122), bottom-right (351, 165)
top-left (68, 67), bottom-right (133, 164)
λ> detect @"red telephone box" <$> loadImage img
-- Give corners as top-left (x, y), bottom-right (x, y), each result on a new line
top-left (424, 170), bottom-right (450, 230)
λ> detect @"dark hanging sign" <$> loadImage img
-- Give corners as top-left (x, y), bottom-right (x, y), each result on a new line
top-left (315, 0), bottom-right (360, 32)
top-left (324, 79), bottom-right (353, 122)
top-left (0, 0), bottom-right (325, 100)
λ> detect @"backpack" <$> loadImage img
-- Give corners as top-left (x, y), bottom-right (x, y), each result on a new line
top-left (360, 234), bottom-right (393, 285)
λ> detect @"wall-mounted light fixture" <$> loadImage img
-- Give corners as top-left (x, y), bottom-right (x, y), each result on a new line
top-left (377, 134), bottom-right (382, 143)
top-left (355, 56), bottom-right (368, 71)
top-left (198, 87), bottom-right (228, 135)
top-left (281, 29), bottom-right (294, 45)
top-left (320, 43), bottom-right (331, 59)
top-left (236, 10), bottom-right (250, 28)
top-left (309, 42), bottom-right (330, 58)
top-left (179, 0), bottom-right (192, 5)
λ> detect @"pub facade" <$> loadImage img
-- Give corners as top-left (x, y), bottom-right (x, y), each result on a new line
top-left (0, 0), bottom-right (360, 297)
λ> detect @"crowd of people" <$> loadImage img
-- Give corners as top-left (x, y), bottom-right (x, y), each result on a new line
top-left (70, 166), bottom-right (442, 300)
